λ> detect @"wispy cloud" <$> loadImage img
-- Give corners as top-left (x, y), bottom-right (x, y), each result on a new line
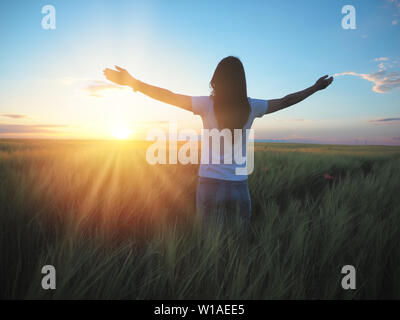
top-left (374, 57), bottom-right (389, 62)
top-left (135, 121), bottom-right (171, 125)
top-left (368, 117), bottom-right (400, 124)
top-left (0, 123), bottom-right (69, 134)
top-left (334, 70), bottom-right (400, 93)
top-left (83, 80), bottom-right (124, 97)
top-left (388, 0), bottom-right (400, 25)
top-left (1, 113), bottom-right (30, 119)
top-left (276, 119), bottom-right (308, 123)
top-left (60, 77), bottom-right (124, 97)
top-left (334, 57), bottom-right (400, 93)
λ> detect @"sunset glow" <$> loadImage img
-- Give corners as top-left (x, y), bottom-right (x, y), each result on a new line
top-left (111, 126), bottom-right (132, 140)
top-left (0, 0), bottom-right (399, 145)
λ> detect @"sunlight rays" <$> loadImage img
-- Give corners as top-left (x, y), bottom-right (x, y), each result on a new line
top-left (111, 126), bottom-right (133, 140)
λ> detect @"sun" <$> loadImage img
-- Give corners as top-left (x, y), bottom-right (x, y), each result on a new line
top-left (111, 126), bottom-right (132, 140)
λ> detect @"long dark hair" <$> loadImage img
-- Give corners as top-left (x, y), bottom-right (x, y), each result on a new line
top-left (210, 56), bottom-right (250, 131)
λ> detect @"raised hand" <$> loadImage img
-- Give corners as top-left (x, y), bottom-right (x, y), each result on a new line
top-left (314, 75), bottom-right (334, 91)
top-left (103, 66), bottom-right (138, 88)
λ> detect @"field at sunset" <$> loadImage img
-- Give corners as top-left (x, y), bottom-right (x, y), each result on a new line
top-left (1, 139), bottom-right (400, 299)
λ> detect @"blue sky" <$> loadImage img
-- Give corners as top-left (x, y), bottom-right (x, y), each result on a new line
top-left (0, 0), bottom-right (399, 144)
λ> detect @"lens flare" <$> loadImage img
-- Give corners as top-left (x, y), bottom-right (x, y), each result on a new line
top-left (111, 127), bottom-right (132, 140)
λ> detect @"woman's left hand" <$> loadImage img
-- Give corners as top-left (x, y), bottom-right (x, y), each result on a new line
top-left (103, 65), bottom-right (138, 88)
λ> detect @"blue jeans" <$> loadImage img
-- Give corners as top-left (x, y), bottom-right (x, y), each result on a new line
top-left (196, 177), bottom-right (252, 227)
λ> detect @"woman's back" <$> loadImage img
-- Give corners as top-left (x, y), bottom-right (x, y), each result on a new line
top-left (192, 95), bottom-right (269, 181)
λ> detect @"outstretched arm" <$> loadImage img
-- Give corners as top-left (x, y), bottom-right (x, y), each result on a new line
top-left (103, 66), bottom-right (192, 112)
top-left (266, 75), bottom-right (333, 115)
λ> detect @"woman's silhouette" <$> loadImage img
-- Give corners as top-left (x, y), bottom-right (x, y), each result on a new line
top-left (103, 56), bottom-right (333, 226)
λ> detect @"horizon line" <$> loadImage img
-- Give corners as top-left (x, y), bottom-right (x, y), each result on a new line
top-left (0, 137), bottom-right (399, 148)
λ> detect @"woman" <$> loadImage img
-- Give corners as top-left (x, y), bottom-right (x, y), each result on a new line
top-left (103, 56), bottom-right (333, 226)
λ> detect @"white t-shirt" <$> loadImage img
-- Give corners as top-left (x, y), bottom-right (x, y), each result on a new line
top-left (191, 96), bottom-right (268, 181)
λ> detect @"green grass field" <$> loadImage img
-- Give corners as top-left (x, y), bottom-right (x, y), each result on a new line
top-left (1, 139), bottom-right (400, 299)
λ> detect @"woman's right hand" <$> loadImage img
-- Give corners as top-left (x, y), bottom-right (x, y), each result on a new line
top-left (103, 66), bottom-right (139, 90)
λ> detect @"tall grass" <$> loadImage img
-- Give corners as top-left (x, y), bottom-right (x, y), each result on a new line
top-left (0, 139), bottom-right (399, 299)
